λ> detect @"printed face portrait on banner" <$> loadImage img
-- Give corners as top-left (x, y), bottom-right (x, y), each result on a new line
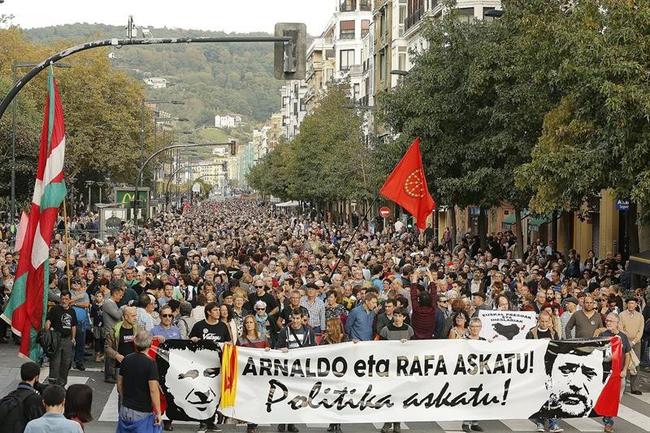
top-left (157, 340), bottom-right (222, 421)
top-left (536, 340), bottom-right (611, 419)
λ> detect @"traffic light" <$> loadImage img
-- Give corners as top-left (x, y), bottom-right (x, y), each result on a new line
top-left (274, 23), bottom-right (306, 81)
top-left (230, 140), bottom-right (237, 156)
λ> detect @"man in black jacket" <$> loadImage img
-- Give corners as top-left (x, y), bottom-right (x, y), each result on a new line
top-left (1, 361), bottom-right (45, 433)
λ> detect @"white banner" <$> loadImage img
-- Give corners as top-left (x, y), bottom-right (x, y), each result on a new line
top-left (220, 340), bottom-right (549, 423)
top-left (478, 310), bottom-right (538, 341)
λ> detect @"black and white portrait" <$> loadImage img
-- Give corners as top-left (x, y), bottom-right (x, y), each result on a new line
top-left (157, 340), bottom-right (222, 421)
top-left (534, 339), bottom-right (613, 419)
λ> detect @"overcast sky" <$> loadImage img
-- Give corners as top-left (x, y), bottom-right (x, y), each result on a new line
top-left (1, 0), bottom-right (335, 35)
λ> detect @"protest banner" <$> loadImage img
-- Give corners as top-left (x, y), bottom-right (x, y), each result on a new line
top-left (478, 310), bottom-right (538, 341)
top-left (152, 338), bottom-right (622, 424)
top-left (215, 338), bottom-right (622, 424)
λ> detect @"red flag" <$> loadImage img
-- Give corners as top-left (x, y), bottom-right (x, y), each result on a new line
top-left (2, 69), bottom-right (67, 360)
top-left (380, 138), bottom-right (435, 230)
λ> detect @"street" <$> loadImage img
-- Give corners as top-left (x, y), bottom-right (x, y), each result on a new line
top-left (1, 344), bottom-right (649, 433)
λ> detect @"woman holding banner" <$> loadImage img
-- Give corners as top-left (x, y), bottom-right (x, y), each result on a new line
top-left (320, 317), bottom-right (347, 433)
top-left (462, 317), bottom-right (486, 432)
top-left (238, 314), bottom-right (270, 433)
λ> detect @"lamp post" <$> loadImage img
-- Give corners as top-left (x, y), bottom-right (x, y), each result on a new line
top-left (152, 115), bottom-right (188, 200)
top-left (10, 61), bottom-right (70, 227)
top-left (136, 99), bottom-right (185, 220)
top-left (132, 141), bottom-right (231, 228)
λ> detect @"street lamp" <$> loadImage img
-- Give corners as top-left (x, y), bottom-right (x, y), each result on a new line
top-left (139, 99), bottom-right (185, 184)
top-left (132, 141), bottom-right (231, 228)
top-left (10, 61), bottom-right (71, 227)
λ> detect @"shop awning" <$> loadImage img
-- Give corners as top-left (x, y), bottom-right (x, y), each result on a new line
top-left (629, 250), bottom-right (650, 277)
top-left (275, 201), bottom-right (300, 208)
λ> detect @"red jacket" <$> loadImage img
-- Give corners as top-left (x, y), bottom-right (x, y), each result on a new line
top-left (410, 282), bottom-right (437, 339)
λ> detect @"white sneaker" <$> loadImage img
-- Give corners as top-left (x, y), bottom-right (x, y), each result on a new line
top-left (549, 427), bottom-right (563, 433)
top-left (536, 423), bottom-right (545, 432)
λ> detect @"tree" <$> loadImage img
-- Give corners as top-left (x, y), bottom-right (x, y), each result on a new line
top-left (516, 0), bottom-right (650, 251)
top-left (250, 83), bottom-right (370, 208)
top-left (378, 2), bottom-right (526, 247)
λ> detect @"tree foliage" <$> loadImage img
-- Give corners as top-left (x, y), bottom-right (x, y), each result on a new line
top-left (516, 0), bottom-right (650, 222)
top-left (248, 84), bottom-right (371, 202)
top-left (0, 27), bottom-right (155, 209)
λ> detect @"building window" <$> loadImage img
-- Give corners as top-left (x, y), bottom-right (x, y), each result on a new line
top-left (361, 20), bottom-right (370, 38)
top-left (340, 49), bottom-right (355, 71)
top-left (398, 47), bottom-right (407, 71)
top-left (483, 7), bottom-right (496, 22)
top-left (360, 0), bottom-right (371, 11)
top-left (353, 83), bottom-right (360, 100)
top-left (340, 0), bottom-right (356, 12)
top-left (379, 10), bottom-right (387, 40)
top-left (379, 49), bottom-right (387, 81)
top-left (293, 102), bottom-right (298, 115)
top-left (457, 7), bottom-right (475, 24)
top-left (326, 49), bottom-right (335, 60)
top-left (340, 20), bottom-right (356, 40)
top-left (325, 68), bottom-right (333, 82)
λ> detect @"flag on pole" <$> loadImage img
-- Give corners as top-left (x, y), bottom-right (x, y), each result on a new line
top-left (379, 137), bottom-right (435, 230)
top-left (1, 68), bottom-right (67, 360)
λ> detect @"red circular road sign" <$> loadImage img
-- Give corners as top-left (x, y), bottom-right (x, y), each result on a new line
top-left (379, 206), bottom-right (390, 218)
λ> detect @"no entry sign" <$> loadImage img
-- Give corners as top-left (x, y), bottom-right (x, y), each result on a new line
top-left (379, 206), bottom-right (390, 218)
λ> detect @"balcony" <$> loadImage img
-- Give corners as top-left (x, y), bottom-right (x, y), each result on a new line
top-left (405, 7), bottom-right (424, 32)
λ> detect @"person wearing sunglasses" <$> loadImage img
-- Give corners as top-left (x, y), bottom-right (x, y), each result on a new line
top-left (151, 305), bottom-right (181, 343)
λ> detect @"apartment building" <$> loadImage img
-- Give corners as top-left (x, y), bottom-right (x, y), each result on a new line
top-left (403, 0), bottom-right (502, 69)
top-left (280, 0), bottom-right (373, 140)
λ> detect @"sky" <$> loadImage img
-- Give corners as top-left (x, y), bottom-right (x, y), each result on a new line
top-left (1, 0), bottom-right (335, 36)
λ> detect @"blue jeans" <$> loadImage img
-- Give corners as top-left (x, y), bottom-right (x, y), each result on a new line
top-left (531, 418), bottom-right (558, 429)
top-left (74, 326), bottom-right (86, 364)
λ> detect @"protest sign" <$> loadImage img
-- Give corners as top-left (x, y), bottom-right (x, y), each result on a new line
top-left (478, 310), bottom-right (538, 341)
top-left (153, 338), bottom-right (622, 424)
top-left (217, 338), bottom-right (622, 424)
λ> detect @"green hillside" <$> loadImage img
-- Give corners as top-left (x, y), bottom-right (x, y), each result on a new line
top-left (24, 24), bottom-right (282, 126)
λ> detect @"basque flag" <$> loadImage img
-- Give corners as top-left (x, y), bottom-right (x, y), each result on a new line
top-left (1, 68), bottom-right (67, 360)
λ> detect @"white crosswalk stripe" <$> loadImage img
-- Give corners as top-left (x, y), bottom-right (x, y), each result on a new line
top-left (372, 423), bottom-right (409, 430)
top-left (98, 385), bottom-right (119, 422)
top-left (562, 417), bottom-right (603, 431)
top-left (499, 420), bottom-right (535, 431)
top-left (629, 392), bottom-right (650, 405)
top-left (616, 404), bottom-right (650, 431)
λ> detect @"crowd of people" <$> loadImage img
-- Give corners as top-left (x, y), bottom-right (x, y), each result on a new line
top-left (0, 199), bottom-right (649, 433)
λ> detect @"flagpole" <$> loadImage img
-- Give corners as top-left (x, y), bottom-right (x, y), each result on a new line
top-left (328, 194), bottom-right (379, 282)
top-left (62, 199), bottom-right (71, 291)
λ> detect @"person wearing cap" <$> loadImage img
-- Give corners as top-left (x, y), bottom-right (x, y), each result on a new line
top-left (471, 292), bottom-right (489, 317)
top-left (619, 297), bottom-right (644, 395)
top-left (560, 297), bottom-right (578, 339)
top-left (253, 300), bottom-right (272, 340)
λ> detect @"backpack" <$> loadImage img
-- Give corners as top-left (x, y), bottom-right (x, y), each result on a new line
top-left (0, 388), bottom-right (32, 433)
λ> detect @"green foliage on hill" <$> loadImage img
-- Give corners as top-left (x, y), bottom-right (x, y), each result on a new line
top-left (24, 23), bottom-right (282, 125)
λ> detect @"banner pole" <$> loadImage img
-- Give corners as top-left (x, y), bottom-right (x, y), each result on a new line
top-left (62, 199), bottom-right (71, 291)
